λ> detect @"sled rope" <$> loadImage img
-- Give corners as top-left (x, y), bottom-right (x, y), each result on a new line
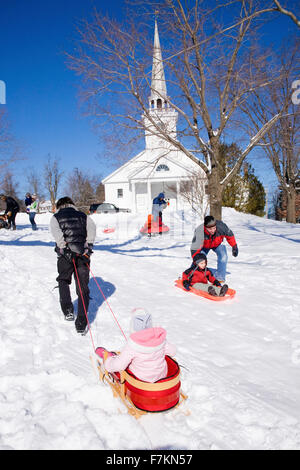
top-left (85, 261), bottom-right (127, 341)
top-left (72, 258), bottom-right (96, 351)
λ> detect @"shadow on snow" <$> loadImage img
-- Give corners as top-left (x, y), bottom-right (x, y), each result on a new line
top-left (73, 276), bottom-right (116, 325)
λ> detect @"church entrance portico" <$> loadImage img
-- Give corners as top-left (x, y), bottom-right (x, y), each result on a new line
top-left (150, 181), bottom-right (177, 210)
top-left (131, 179), bottom-right (180, 214)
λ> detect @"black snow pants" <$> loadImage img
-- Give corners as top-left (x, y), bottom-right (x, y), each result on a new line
top-left (56, 254), bottom-right (90, 322)
top-left (7, 209), bottom-right (19, 229)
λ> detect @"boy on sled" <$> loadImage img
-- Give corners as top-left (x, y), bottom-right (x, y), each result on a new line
top-left (182, 253), bottom-right (229, 297)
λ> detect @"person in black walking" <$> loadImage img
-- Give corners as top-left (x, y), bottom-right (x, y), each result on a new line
top-left (50, 197), bottom-right (96, 333)
top-left (0, 194), bottom-right (20, 230)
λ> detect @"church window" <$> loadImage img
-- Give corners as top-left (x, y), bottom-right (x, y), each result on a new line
top-left (117, 188), bottom-right (123, 198)
top-left (156, 164), bottom-right (170, 172)
top-left (157, 99), bottom-right (162, 109)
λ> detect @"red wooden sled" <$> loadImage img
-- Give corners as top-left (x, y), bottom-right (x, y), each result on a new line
top-left (175, 279), bottom-right (236, 301)
top-left (125, 356), bottom-right (182, 412)
top-left (93, 353), bottom-right (187, 418)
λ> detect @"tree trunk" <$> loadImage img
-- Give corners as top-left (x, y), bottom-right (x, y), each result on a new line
top-left (206, 139), bottom-right (223, 219)
top-left (286, 188), bottom-right (296, 223)
top-left (207, 170), bottom-right (223, 220)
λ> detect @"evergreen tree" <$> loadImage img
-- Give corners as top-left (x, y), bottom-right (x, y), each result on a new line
top-left (221, 143), bottom-right (265, 216)
top-left (241, 166), bottom-right (266, 217)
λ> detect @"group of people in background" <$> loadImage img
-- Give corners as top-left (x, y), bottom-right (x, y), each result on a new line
top-left (0, 192), bottom-right (39, 231)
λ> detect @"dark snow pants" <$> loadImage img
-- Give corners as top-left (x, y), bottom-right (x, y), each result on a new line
top-left (56, 254), bottom-right (90, 321)
top-left (7, 209), bottom-right (18, 229)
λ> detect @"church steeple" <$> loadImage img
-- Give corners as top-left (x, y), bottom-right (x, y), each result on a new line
top-left (149, 19), bottom-right (168, 110)
top-left (144, 18), bottom-right (178, 150)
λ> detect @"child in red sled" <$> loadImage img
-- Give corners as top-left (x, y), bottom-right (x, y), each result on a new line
top-left (96, 308), bottom-right (176, 383)
top-left (182, 253), bottom-right (229, 297)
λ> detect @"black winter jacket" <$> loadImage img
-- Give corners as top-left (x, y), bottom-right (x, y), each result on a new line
top-left (54, 207), bottom-right (87, 254)
top-left (5, 196), bottom-right (20, 214)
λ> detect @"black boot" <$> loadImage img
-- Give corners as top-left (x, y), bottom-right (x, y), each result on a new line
top-left (208, 286), bottom-right (217, 296)
top-left (219, 284), bottom-right (229, 297)
top-left (75, 316), bottom-right (87, 334)
top-left (64, 307), bottom-right (74, 321)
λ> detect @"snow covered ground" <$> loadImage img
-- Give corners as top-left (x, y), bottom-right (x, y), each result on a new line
top-left (0, 207), bottom-right (300, 450)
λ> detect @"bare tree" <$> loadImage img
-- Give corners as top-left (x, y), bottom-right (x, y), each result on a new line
top-left (95, 182), bottom-right (105, 203)
top-left (0, 109), bottom-right (11, 169)
top-left (67, 0), bottom-right (286, 219)
top-left (168, 172), bottom-right (209, 217)
top-left (43, 155), bottom-right (64, 209)
top-left (240, 41), bottom-right (300, 223)
top-left (0, 108), bottom-right (22, 180)
top-left (26, 167), bottom-right (44, 199)
top-left (65, 168), bottom-right (101, 211)
top-left (0, 169), bottom-right (20, 203)
top-left (273, 0), bottom-right (300, 28)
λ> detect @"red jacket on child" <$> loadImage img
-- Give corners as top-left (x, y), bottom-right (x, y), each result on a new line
top-left (182, 264), bottom-right (218, 286)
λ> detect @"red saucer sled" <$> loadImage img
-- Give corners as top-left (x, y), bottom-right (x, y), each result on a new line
top-left (175, 279), bottom-right (236, 301)
top-left (91, 353), bottom-right (187, 419)
top-left (140, 214), bottom-right (169, 235)
top-left (103, 228), bottom-right (115, 233)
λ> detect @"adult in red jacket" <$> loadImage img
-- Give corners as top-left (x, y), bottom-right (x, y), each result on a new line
top-left (190, 215), bottom-right (238, 282)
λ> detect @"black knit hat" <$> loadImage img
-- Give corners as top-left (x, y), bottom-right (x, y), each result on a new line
top-left (193, 253), bottom-right (207, 265)
top-left (204, 215), bottom-right (216, 227)
top-left (56, 196), bottom-right (75, 209)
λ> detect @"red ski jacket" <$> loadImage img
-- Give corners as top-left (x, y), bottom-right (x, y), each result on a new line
top-left (191, 220), bottom-right (237, 257)
top-left (182, 265), bottom-right (217, 286)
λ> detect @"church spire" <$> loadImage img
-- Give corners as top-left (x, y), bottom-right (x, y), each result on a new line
top-left (144, 18), bottom-right (178, 150)
top-left (149, 18), bottom-right (167, 109)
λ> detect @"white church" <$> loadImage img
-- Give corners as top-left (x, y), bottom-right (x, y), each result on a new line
top-left (102, 20), bottom-right (206, 215)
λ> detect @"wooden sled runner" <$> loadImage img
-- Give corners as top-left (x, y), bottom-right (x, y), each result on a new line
top-left (175, 279), bottom-right (236, 301)
top-left (92, 353), bottom-right (187, 419)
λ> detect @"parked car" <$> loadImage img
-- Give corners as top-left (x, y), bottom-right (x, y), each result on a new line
top-left (89, 202), bottom-right (131, 214)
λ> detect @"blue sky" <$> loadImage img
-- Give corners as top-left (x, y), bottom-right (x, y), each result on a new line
top-left (1, 0), bottom-right (125, 195)
top-left (0, 0), bottom-right (298, 201)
